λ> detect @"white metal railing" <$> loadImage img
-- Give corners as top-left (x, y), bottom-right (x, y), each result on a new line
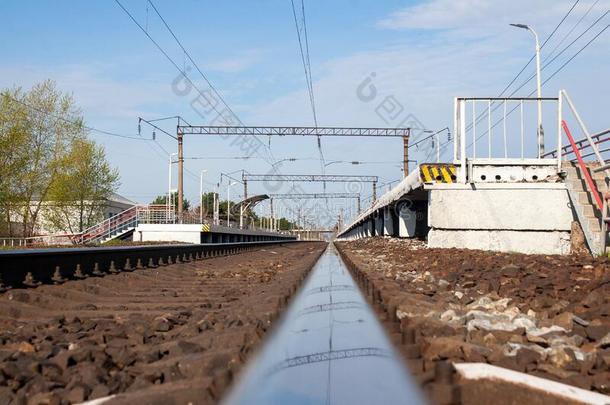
top-left (136, 204), bottom-right (176, 224)
top-left (0, 235), bottom-right (76, 248)
top-left (453, 94), bottom-right (561, 182)
top-left (1, 237), bottom-right (30, 247)
top-left (74, 205), bottom-right (141, 244)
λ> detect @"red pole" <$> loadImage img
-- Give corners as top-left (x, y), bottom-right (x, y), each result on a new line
top-left (562, 120), bottom-right (603, 209)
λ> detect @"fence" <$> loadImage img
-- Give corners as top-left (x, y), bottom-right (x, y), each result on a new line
top-left (0, 235), bottom-right (75, 248)
top-left (453, 94), bottom-right (562, 182)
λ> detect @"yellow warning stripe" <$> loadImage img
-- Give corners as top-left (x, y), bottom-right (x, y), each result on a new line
top-left (421, 165), bottom-right (433, 182)
top-left (419, 164), bottom-right (457, 183)
top-left (440, 166), bottom-right (452, 183)
top-left (202, 224), bottom-right (211, 232)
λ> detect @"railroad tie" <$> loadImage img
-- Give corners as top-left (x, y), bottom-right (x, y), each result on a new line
top-left (23, 272), bottom-right (41, 288)
top-left (52, 266), bottom-right (65, 284)
top-left (92, 263), bottom-right (104, 276)
top-left (74, 264), bottom-right (87, 279)
top-left (109, 260), bottom-right (119, 273)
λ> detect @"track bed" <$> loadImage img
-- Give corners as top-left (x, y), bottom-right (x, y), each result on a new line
top-left (0, 242), bottom-right (326, 404)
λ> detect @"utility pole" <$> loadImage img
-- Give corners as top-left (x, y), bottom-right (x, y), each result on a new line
top-left (270, 199), bottom-right (274, 232)
top-left (177, 126), bottom-right (184, 221)
top-left (357, 195), bottom-right (361, 214)
top-left (213, 183), bottom-right (219, 225)
top-left (403, 135), bottom-right (409, 177)
top-left (243, 180), bottom-right (248, 200)
top-left (373, 181), bottom-right (377, 202)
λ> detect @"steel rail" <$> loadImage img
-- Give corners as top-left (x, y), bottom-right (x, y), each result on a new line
top-left (0, 240), bottom-right (297, 290)
top-left (223, 244), bottom-right (425, 404)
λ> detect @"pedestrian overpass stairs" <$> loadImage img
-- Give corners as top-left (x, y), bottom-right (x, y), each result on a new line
top-left (564, 162), bottom-right (609, 255)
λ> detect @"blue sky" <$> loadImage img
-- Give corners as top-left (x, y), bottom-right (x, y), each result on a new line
top-left (2, 0), bottom-right (609, 224)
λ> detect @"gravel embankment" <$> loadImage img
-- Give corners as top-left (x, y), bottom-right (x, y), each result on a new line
top-left (336, 238), bottom-right (609, 397)
top-left (0, 242), bottom-right (327, 404)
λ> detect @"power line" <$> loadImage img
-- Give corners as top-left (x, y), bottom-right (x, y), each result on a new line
top-left (462, 4), bottom-right (608, 148)
top-left (468, 20), bottom-right (610, 149)
top-left (466, 0), bottom-right (581, 132)
top-left (3, 93), bottom-right (146, 141)
top-left (545, 0), bottom-right (601, 62)
top-left (113, 0), bottom-right (228, 123)
top-left (115, 0), bottom-right (278, 166)
top-left (514, 9), bottom-right (609, 93)
top-left (543, 21), bottom-right (609, 84)
top-left (145, 0), bottom-right (242, 124)
top-left (290, 0), bottom-right (317, 126)
top-left (290, 0), bottom-right (326, 175)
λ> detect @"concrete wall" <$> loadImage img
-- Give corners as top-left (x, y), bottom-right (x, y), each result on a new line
top-left (427, 186), bottom-right (575, 255)
top-left (135, 224), bottom-right (202, 243)
top-left (429, 188), bottom-right (573, 231)
top-left (135, 224), bottom-right (294, 244)
top-left (428, 229), bottom-right (571, 255)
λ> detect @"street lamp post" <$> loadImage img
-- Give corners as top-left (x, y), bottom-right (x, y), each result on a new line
top-left (199, 170), bottom-right (208, 224)
top-left (168, 153), bottom-right (178, 222)
top-left (272, 157), bottom-right (298, 168)
top-left (227, 181), bottom-right (237, 226)
top-left (510, 23), bottom-right (543, 157)
top-left (212, 183), bottom-right (218, 225)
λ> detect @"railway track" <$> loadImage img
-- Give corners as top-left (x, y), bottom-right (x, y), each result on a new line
top-left (0, 242), bottom-right (327, 404)
top-left (1, 239), bottom-right (608, 404)
top-left (335, 241), bottom-right (610, 405)
top-left (0, 241), bottom-right (299, 290)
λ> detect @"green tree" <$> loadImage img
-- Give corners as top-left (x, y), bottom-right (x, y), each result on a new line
top-left (44, 139), bottom-right (120, 233)
top-left (0, 80), bottom-right (88, 236)
top-left (0, 92), bottom-right (30, 236)
top-left (199, 192), bottom-right (217, 217)
top-left (151, 192), bottom-right (191, 211)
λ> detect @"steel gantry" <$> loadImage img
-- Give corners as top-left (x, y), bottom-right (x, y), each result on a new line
top-left (242, 173), bottom-right (379, 203)
top-left (169, 125), bottom-right (409, 217)
top-left (267, 192), bottom-right (362, 214)
top-left (178, 125), bottom-right (410, 137)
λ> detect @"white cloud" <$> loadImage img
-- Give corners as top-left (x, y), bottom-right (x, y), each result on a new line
top-left (206, 49), bottom-right (265, 73)
top-left (0, 64), bottom-right (170, 121)
top-left (377, 0), bottom-right (579, 33)
top-left (246, 0), bottom-right (610, 171)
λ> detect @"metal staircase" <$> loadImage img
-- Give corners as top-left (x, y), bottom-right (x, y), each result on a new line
top-left (564, 162), bottom-right (607, 255)
top-left (73, 205), bottom-right (140, 245)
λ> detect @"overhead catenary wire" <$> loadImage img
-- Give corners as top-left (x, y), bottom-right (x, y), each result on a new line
top-left (466, 0), bottom-right (581, 133)
top-left (467, 20), bottom-right (610, 149)
top-left (145, 0), bottom-right (242, 124)
top-left (544, 0), bottom-right (601, 62)
top-left (3, 93), bottom-right (146, 141)
top-left (459, 4), bottom-right (609, 153)
top-left (115, 0), bottom-right (279, 167)
top-left (113, 0), bottom-right (230, 123)
top-left (514, 8), bottom-right (609, 94)
top-left (434, 13), bottom-right (609, 160)
top-left (290, 0), bottom-right (326, 174)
